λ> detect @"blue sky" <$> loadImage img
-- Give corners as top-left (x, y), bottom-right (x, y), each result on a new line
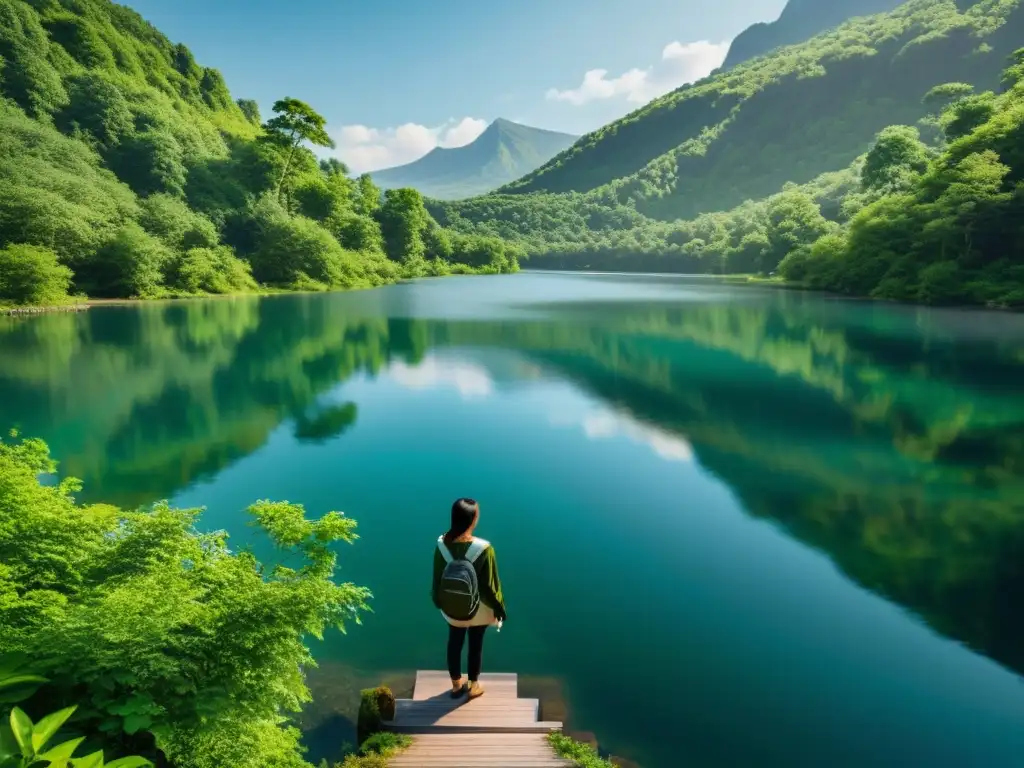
top-left (126, 0), bottom-right (786, 171)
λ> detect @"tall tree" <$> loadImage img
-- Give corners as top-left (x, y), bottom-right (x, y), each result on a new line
top-left (262, 97), bottom-right (334, 200)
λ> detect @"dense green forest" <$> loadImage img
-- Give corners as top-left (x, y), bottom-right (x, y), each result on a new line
top-left (0, 0), bottom-right (520, 308)
top-left (432, 0), bottom-right (1024, 306)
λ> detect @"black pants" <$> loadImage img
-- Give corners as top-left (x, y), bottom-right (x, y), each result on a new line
top-left (447, 625), bottom-right (487, 682)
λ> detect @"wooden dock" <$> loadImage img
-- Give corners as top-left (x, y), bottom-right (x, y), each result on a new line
top-left (384, 670), bottom-right (572, 767)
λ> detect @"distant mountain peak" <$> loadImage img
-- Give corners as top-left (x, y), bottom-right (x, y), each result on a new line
top-left (370, 119), bottom-right (579, 201)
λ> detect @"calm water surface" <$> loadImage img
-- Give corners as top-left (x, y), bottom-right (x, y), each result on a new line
top-left (3, 273), bottom-right (1024, 767)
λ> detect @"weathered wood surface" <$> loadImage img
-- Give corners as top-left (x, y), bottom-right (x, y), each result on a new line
top-left (385, 670), bottom-right (571, 767)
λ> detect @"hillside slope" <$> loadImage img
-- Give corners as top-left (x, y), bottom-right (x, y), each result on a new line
top-left (0, 0), bottom-right (520, 308)
top-left (720, 0), bottom-right (906, 70)
top-left (370, 118), bottom-right (578, 200)
top-left (494, 0), bottom-right (1023, 221)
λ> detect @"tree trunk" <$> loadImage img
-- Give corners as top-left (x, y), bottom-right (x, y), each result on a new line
top-left (275, 139), bottom-right (299, 201)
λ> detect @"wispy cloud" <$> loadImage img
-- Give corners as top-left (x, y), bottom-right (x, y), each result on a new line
top-left (546, 39), bottom-right (729, 107)
top-left (552, 408), bottom-right (694, 462)
top-left (388, 357), bottom-right (494, 399)
top-left (329, 117), bottom-right (488, 174)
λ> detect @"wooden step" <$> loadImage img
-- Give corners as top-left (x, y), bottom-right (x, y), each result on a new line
top-left (386, 722), bottom-right (564, 734)
top-left (389, 670), bottom-right (566, 757)
top-left (413, 670), bottom-right (518, 700)
top-left (391, 733), bottom-right (572, 767)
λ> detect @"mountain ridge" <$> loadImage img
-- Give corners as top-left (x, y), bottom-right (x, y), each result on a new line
top-left (720, 0), bottom-right (907, 70)
top-left (369, 118), bottom-right (578, 200)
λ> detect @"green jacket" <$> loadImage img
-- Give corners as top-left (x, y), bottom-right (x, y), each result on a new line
top-left (432, 539), bottom-right (507, 620)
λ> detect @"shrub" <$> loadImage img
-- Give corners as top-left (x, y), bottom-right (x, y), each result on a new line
top-left (0, 244), bottom-right (73, 306)
top-left (163, 246), bottom-right (256, 294)
top-left (80, 223), bottom-right (169, 298)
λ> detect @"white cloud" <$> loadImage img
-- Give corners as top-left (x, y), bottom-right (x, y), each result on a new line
top-left (329, 116), bottom-right (488, 174)
top-left (551, 408), bottom-right (694, 463)
top-left (546, 39), bottom-right (730, 107)
top-left (389, 357), bottom-right (494, 399)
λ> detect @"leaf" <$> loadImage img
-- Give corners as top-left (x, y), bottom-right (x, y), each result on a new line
top-left (105, 758), bottom-right (152, 768)
top-left (71, 751), bottom-right (104, 768)
top-left (32, 706), bottom-right (77, 752)
top-left (120, 714), bottom-right (151, 736)
top-left (0, 674), bottom-right (48, 704)
top-left (0, 653), bottom-right (29, 678)
top-left (9, 708), bottom-right (33, 758)
top-left (0, 724), bottom-right (20, 764)
top-left (37, 736), bottom-right (85, 763)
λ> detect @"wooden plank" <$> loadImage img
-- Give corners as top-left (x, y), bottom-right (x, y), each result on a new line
top-left (414, 670), bottom-right (518, 700)
top-left (391, 761), bottom-right (572, 767)
top-left (385, 722), bottom-right (563, 734)
top-left (392, 761), bottom-right (569, 765)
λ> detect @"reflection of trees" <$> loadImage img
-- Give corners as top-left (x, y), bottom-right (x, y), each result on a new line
top-left (0, 299), bottom-right (427, 506)
top-left (2, 294), bottom-right (1023, 672)
top-left (295, 402), bottom-right (358, 444)
top-left (427, 301), bottom-right (1024, 674)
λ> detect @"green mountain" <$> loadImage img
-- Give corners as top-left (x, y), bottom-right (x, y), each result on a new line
top-left (370, 118), bottom-right (578, 200)
top-left (433, 0), bottom-right (1023, 306)
top-left (720, 0), bottom-right (906, 70)
top-left (493, 0), bottom-right (1022, 218)
top-left (0, 0), bottom-right (519, 309)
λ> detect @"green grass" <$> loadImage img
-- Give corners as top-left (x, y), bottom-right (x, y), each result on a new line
top-left (547, 733), bottom-right (616, 768)
top-left (326, 732), bottom-right (412, 768)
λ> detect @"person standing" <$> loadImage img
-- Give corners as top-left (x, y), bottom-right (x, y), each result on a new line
top-left (432, 497), bottom-right (507, 699)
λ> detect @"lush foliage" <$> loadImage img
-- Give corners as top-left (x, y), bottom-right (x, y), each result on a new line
top-left (720, 0), bottom-right (904, 70)
top-left (433, 7), bottom-right (1023, 306)
top-left (780, 49), bottom-right (1024, 306)
top-left (547, 733), bottom-right (616, 768)
top-left (0, 0), bottom-right (517, 306)
top-left (0, 665), bottom-right (151, 768)
top-left (495, 0), bottom-right (1022, 219)
top-left (0, 432), bottom-right (371, 768)
top-left (315, 732), bottom-right (410, 768)
top-left (0, 245), bottom-right (74, 307)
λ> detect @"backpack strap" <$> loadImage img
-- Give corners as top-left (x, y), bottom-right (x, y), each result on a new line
top-left (465, 537), bottom-right (490, 563)
top-left (437, 535), bottom-right (453, 564)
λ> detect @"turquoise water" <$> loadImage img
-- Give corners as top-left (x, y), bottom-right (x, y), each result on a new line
top-left (2, 273), bottom-right (1024, 767)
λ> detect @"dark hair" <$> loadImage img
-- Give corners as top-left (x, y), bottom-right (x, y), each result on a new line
top-left (443, 498), bottom-right (479, 544)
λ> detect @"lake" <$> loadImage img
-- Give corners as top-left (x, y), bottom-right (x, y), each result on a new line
top-left (2, 272), bottom-right (1024, 767)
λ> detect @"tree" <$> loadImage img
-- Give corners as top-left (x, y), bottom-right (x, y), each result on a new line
top-left (236, 99), bottom-right (261, 125)
top-left (110, 129), bottom-right (187, 198)
top-left (922, 82), bottom-right (975, 111)
top-left (354, 174), bottom-right (381, 217)
top-left (377, 188), bottom-right (429, 265)
top-left (941, 93), bottom-right (997, 142)
top-left (0, 244), bottom-right (73, 306)
top-left (261, 98), bottom-right (334, 200)
top-left (861, 126), bottom-right (930, 191)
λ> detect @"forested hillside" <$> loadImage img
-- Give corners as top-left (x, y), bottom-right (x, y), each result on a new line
top-left (719, 0), bottom-right (905, 70)
top-left (433, 0), bottom-right (1024, 306)
top-left (496, 0), bottom-right (1021, 215)
top-left (370, 118), bottom-right (578, 200)
top-left (0, 0), bottom-right (520, 308)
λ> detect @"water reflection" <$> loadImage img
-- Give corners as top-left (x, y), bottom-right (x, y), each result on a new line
top-left (2, 281), bottom-right (1024, 687)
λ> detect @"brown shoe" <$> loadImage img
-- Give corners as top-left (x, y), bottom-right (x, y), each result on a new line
top-left (467, 681), bottom-right (485, 700)
top-left (450, 679), bottom-right (467, 698)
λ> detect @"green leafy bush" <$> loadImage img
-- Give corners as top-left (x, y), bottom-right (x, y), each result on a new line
top-left (0, 244), bottom-right (73, 307)
top-left (0, 433), bottom-right (372, 768)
